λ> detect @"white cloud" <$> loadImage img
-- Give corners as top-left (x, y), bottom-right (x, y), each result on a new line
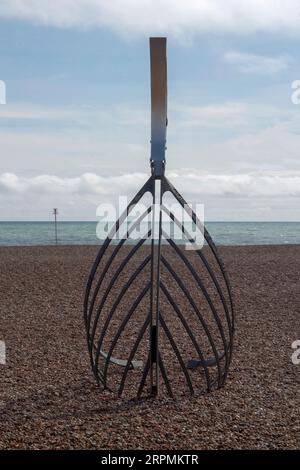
top-left (0, 1), bottom-right (300, 37)
top-left (1, 101), bottom-right (300, 177)
top-left (196, 122), bottom-right (300, 173)
top-left (0, 102), bottom-right (149, 175)
top-left (1, 170), bottom-right (299, 221)
top-left (173, 102), bottom-right (249, 128)
top-left (224, 51), bottom-right (291, 75)
top-left (1, 100), bottom-right (293, 133)
top-left (1, 170), bottom-right (300, 198)
top-left (223, 51), bottom-right (290, 75)
top-left (0, 104), bottom-right (76, 120)
top-left (171, 102), bottom-right (294, 130)
top-left (1, 100), bottom-right (300, 220)
top-left (168, 170), bottom-right (300, 198)
top-left (0, 171), bottom-right (147, 195)
top-left (0, 103), bottom-right (148, 126)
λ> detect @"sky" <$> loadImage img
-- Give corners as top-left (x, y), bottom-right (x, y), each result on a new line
top-left (0, 0), bottom-right (300, 221)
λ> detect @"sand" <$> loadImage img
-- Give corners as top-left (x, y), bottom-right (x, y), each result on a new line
top-left (0, 245), bottom-right (299, 449)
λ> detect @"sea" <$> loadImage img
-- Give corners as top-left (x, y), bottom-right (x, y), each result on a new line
top-left (0, 221), bottom-right (300, 246)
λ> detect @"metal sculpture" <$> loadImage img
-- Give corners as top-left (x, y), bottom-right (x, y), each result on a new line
top-left (84, 38), bottom-right (234, 399)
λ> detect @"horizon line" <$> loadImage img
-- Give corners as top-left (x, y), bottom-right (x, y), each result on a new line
top-left (1, 220), bottom-right (300, 224)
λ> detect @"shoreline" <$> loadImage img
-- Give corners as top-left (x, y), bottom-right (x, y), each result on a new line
top-left (1, 242), bottom-right (300, 248)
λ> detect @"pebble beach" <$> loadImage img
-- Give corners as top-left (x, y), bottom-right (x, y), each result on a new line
top-left (0, 245), bottom-right (299, 449)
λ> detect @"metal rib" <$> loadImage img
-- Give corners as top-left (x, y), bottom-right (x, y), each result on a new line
top-left (137, 354), bottom-right (151, 399)
top-left (162, 231), bottom-right (229, 381)
top-left (161, 205), bottom-right (233, 341)
top-left (84, 175), bottom-right (153, 319)
top-left (162, 175), bottom-right (234, 320)
top-left (160, 281), bottom-right (211, 391)
top-left (102, 283), bottom-right (151, 387)
top-left (162, 206), bottom-right (234, 374)
top-left (89, 231), bottom-right (151, 353)
top-left (158, 353), bottom-right (174, 398)
top-left (93, 255), bottom-right (151, 369)
top-left (118, 315), bottom-right (151, 396)
top-left (86, 206), bottom-right (152, 332)
top-left (160, 313), bottom-right (194, 395)
top-left (84, 236), bottom-right (110, 329)
top-left (161, 255), bottom-right (223, 387)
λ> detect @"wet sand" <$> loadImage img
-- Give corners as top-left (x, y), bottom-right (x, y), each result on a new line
top-left (0, 245), bottom-right (299, 449)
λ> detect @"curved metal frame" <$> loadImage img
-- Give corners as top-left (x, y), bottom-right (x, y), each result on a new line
top-left (84, 173), bottom-right (234, 398)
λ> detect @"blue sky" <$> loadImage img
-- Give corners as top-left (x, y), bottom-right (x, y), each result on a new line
top-left (0, 1), bottom-right (300, 220)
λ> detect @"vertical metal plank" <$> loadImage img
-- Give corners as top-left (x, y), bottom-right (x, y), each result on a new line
top-left (150, 37), bottom-right (167, 176)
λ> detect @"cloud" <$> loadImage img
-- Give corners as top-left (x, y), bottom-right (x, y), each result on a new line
top-left (1, 170), bottom-right (300, 221)
top-left (1, 100), bottom-right (300, 180)
top-left (0, 104), bottom-right (76, 120)
top-left (0, 101), bottom-right (285, 135)
top-left (223, 51), bottom-right (290, 75)
top-left (196, 122), bottom-right (300, 173)
top-left (1, 170), bottom-right (300, 199)
top-left (173, 102), bottom-right (249, 129)
top-left (171, 102), bottom-right (294, 131)
top-left (0, 102), bottom-right (149, 175)
top-left (0, 103), bottom-right (148, 126)
top-left (0, 172), bottom-right (147, 195)
top-left (0, 1), bottom-right (300, 37)
top-left (168, 170), bottom-right (300, 198)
